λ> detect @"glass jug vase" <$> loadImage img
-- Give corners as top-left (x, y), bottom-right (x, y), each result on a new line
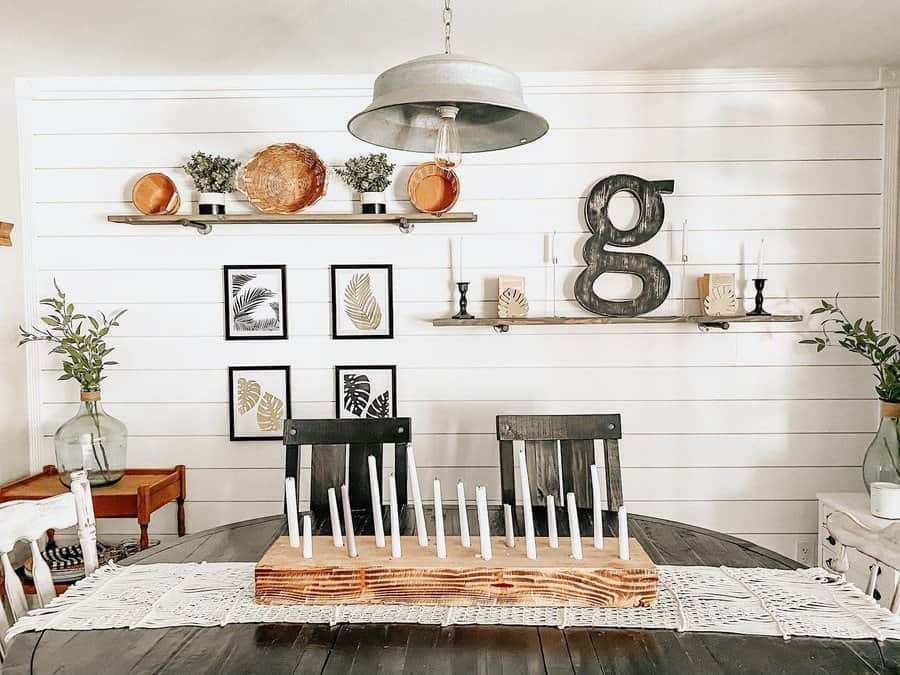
top-left (862, 401), bottom-right (900, 494)
top-left (53, 391), bottom-right (127, 487)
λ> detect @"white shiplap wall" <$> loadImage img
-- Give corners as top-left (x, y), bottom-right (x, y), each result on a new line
top-left (16, 70), bottom-right (896, 559)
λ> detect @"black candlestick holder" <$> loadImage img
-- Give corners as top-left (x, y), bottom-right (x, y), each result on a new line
top-left (746, 278), bottom-right (771, 316)
top-left (452, 281), bottom-right (475, 319)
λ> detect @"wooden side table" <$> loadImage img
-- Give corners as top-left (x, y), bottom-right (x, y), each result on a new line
top-left (0, 465), bottom-right (186, 550)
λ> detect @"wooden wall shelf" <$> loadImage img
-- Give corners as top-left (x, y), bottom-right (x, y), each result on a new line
top-left (432, 315), bottom-right (803, 333)
top-left (107, 212), bottom-right (478, 234)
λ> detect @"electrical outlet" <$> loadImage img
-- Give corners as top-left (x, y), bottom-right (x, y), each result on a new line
top-left (796, 537), bottom-right (816, 566)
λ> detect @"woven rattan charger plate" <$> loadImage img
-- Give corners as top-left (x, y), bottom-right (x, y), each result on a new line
top-left (238, 143), bottom-right (328, 214)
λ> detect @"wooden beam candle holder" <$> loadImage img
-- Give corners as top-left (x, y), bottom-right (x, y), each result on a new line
top-left (255, 534), bottom-right (657, 608)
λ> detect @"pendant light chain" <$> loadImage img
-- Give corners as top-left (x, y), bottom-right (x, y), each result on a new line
top-left (443, 0), bottom-right (453, 54)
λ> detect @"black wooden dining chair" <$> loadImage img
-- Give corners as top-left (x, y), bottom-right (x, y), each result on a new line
top-left (282, 418), bottom-right (411, 534)
top-left (496, 414), bottom-right (623, 514)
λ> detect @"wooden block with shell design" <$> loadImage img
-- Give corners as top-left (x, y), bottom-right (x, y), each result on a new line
top-left (698, 273), bottom-right (737, 317)
top-left (498, 274), bottom-right (528, 318)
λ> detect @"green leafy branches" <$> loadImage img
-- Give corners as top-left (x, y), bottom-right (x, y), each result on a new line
top-left (182, 151), bottom-right (240, 193)
top-left (18, 280), bottom-right (125, 391)
top-left (335, 153), bottom-right (396, 193)
top-left (800, 295), bottom-right (900, 402)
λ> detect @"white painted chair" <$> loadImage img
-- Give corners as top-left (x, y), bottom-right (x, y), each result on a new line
top-left (0, 470), bottom-right (98, 656)
top-left (825, 510), bottom-right (900, 612)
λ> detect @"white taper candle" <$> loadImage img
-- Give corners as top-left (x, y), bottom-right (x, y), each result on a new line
top-left (567, 492), bottom-right (582, 560)
top-left (284, 478), bottom-right (300, 548)
top-left (434, 479), bottom-right (446, 559)
top-left (618, 505), bottom-right (630, 561)
top-left (341, 484), bottom-right (357, 558)
top-left (407, 445), bottom-right (429, 546)
top-left (590, 464), bottom-right (604, 549)
top-left (547, 494), bottom-right (558, 548)
top-left (757, 238), bottom-right (766, 279)
top-left (504, 504), bottom-right (515, 548)
top-left (327, 487), bottom-right (344, 548)
top-left (476, 485), bottom-right (492, 561)
top-left (457, 480), bottom-right (471, 547)
top-left (389, 473), bottom-right (402, 559)
top-left (517, 449), bottom-right (537, 560)
top-left (367, 456), bottom-right (385, 548)
top-left (302, 513), bottom-right (312, 559)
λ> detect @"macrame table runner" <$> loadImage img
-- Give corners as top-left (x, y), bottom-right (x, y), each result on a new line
top-left (9, 562), bottom-right (900, 642)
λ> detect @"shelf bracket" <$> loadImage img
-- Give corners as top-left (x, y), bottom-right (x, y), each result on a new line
top-left (397, 217), bottom-right (414, 234)
top-left (697, 320), bottom-right (730, 332)
top-left (180, 219), bottom-right (213, 235)
top-left (492, 324), bottom-right (510, 334)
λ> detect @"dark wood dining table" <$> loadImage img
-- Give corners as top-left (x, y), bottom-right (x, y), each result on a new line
top-left (5, 507), bottom-right (899, 674)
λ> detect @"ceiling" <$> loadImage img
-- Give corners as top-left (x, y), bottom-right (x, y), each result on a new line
top-left (2, 0), bottom-right (900, 75)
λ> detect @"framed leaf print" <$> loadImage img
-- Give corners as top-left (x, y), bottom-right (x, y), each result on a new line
top-left (224, 265), bottom-right (288, 340)
top-left (331, 264), bottom-right (394, 339)
top-left (228, 365), bottom-right (292, 441)
top-left (335, 365), bottom-right (397, 420)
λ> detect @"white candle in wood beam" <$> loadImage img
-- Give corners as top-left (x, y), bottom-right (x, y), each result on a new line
top-left (389, 473), bottom-right (402, 559)
top-left (517, 449), bottom-right (537, 560)
top-left (566, 492), bottom-right (582, 560)
top-left (302, 513), bottom-right (312, 559)
top-left (504, 504), bottom-right (515, 548)
top-left (476, 485), bottom-right (492, 561)
top-left (618, 505), bottom-right (630, 561)
top-left (341, 484), bottom-right (358, 558)
top-left (284, 478), bottom-right (300, 548)
top-left (367, 455), bottom-right (385, 548)
top-left (327, 487), bottom-right (344, 548)
top-left (407, 445), bottom-right (429, 546)
top-left (546, 494), bottom-right (558, 548)
top-left (434, 479), bottom-right (446, 559)
top-left (590, 464), bottom-right (604, 549)
top-left (457, 480), bottom-right (471, 547)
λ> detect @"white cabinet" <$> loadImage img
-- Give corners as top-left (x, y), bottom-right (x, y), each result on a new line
top-left (818, 492), bottom-right (899, 608)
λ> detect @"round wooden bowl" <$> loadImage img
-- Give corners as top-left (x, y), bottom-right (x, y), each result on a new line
top-left (407, 162), bottom-right (460, 215)
top-left (132, 173), bottom-right (180, 215)
top-left (239, 143), bottom-right (328, 214)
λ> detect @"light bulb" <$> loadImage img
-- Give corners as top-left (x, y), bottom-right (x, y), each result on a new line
top-left (434, 105), bottom-right (462, 169)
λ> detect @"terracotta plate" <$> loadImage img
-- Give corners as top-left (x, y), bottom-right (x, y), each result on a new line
top-left (238, 143), bottom-right (328, 214)
top-left (132, 173), bottom-right (180, 215)
top-left (407, 162), bottom-right (460, 215)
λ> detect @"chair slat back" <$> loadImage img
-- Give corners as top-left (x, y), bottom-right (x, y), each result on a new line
top-left (497, 414), bottom-right (623, 510)
top-left (283, 418), bottom-right (412, 533)
top-left (0, 470), bottom-right (98, 625)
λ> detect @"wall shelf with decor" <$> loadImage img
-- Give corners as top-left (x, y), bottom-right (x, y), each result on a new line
top-left (107, 212), bottom-right (478, 235)
top-left (431, 314), bottom-right (804, 333)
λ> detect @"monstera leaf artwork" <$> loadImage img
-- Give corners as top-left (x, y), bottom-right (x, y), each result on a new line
top-left (703, 286), bottom-right (737, 317)
top-left (237, 377), bottom-right (261, 414)
top-left (366, 391), bottom-right (391, 419)
top-left (498, 288), bottom-right (529, 318)
top-left (343, 374), bottom-right (371, 417)
top-left (256, 392), bottom-right (285, 431)
top-left (343, 273), bottom-right (383, 331)
top-left (337, 366), bottom-right (396, 420)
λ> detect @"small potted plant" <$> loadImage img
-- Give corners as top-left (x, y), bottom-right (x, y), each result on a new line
top-left (335, 153), bottom-right (396, 214)
top-left (801, 296), bottom-right (900, 493)
top-left (182, 151), bottom-right (241, 215)
top-left (18, 281), bottom-right (128, 487)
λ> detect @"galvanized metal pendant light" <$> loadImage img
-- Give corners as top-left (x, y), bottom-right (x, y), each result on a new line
top-left (348, 0), bottom-right (549, 164)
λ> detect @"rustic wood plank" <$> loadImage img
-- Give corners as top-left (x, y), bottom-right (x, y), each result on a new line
top-left (108, 212), bottom-right (478, 225)
top-left (309, 443), bottom-right (345, 513)
top-left (256, 535), bottom-right (657, 608)
top-left (560, 439), bottom-right (594, 508)
top-left (497, 415), bottom-right (622, 442)
top-left (603, 438), bottom-right (624, 512)
top-left (525, 439), bottom-right (561, 502)
top-left (431, 315), bottom-right (803, 327)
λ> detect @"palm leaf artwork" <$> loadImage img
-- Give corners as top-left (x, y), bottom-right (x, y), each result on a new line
top-left (232, 286), bottom-right (274, 323)
top-left (256, 392), bottom-right (284, 431)
top-left (343, 374), bottom-right (371, 416)
top-left (230, 273), bottom-right (257, 297)
top-left (366, 390), bottom-right (391, 419)
top-left (237, 377), bottom-right (261, 415)
top-left (343, 273), bottom-right (382, 331)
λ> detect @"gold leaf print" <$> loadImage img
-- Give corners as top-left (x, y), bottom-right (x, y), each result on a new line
top-left (237, 378), bottom-right (261, 415)
top-left (343, 273), bottom-right (382, 331)
top-left (498, 288), bottom-right (529, 318)
top-left (257, 392), bottom-right (284, 431)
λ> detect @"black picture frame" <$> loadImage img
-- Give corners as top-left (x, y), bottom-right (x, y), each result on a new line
top-left (228, 365), bottom-right (292, 441)
top-left (330, 264), bottom-right (394, 340)
top-left (334, 364), bottom-right (398, 419)
top-left (224, 264), bottom-right (288, 340)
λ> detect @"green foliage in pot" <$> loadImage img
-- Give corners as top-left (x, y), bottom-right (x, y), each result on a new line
top-left (800, 295), bottom-right (900, 402)
top-left (17, 280), bottom-right (125, 391)
top-left (335, 152), bottom-right (396, 193)
top-left (182, 151), bottom-right (240, 193)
